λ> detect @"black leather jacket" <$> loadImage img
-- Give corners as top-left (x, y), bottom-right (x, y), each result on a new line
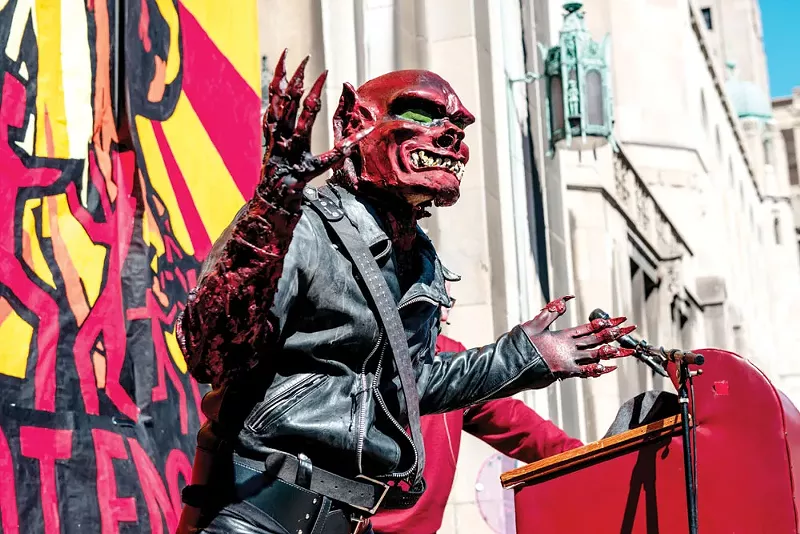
top-left (213, 186), bottom-right (555, 481)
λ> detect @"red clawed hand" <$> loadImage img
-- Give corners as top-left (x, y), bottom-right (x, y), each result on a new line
top-left (260, 50), bottom-right (374, 201)
top-left (520, 298), bottom-right (638, 381)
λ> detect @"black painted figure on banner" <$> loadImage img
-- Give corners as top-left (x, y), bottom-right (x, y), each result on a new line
top-left (175, 52), bottom-right (637, 534)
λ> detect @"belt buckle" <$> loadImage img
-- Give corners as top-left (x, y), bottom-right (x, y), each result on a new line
top-left (352, 474), bottom-right (390, 515)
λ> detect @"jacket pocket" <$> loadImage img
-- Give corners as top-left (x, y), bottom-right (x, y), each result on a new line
top-left (245, 374), bottom-right (330, 432)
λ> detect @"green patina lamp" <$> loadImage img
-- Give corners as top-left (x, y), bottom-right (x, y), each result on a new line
top-left (513, 2), bottom-right (616, 156)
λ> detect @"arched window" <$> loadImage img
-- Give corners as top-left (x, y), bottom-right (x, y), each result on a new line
top-left (774, 216), bottom-right (782, 245)
top-left (586, 70), bottom-right (604, 126)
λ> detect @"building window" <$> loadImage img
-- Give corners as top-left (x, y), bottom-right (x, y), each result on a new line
top-left (781, 128), bottom-right (799, 186)
top-left (774, 216), bottom-right (782, 245)
top-left (715, 126), bottom-right (722, 161)
top-left (701, 7), bottom-right (713, 30)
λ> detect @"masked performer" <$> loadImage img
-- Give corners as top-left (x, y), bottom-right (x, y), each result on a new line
top-left (176, 52), bottom-right (635, 534)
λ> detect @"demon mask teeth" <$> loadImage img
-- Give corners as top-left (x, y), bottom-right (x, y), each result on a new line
top-left (408, 150), bottom-right (466, 181)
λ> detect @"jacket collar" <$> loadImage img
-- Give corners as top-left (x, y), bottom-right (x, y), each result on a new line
top-left (323, 184), bottom-right (458, 308)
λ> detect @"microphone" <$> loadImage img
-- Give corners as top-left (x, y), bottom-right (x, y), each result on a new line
top-left (589, 308), bottom-right (670, 378)
top-left (589, 309), bottom-right (642, 351)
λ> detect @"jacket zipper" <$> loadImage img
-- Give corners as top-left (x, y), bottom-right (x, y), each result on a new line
top-left (373, 294), bottom-right (440, 479)
top-left (358, 295), bottom-right (439, 479)
top-left (356, 330), bottom-right (384, 473)
top-left (247, 374), bottom-right (328, 430)
top-left (373, 340), bottom-right (418, 479)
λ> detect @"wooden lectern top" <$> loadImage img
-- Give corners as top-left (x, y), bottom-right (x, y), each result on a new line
top-left (501, 415), bottom-right (683, 490)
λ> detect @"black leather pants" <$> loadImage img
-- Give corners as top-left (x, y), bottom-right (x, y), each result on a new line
top-left (198, 501), bottom-right (289, 534)
top-left (198, 501), bottom-right (374, 534)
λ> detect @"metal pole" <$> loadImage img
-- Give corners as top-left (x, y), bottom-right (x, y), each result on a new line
top-left (678, 362), bottom-right (699, 534)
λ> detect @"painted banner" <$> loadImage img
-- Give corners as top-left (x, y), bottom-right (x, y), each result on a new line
top-left (0, 0), bottom-right (261, 532)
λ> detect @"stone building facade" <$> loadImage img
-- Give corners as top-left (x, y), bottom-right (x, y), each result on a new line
top-left (773, 88), bottom-right (800, 288)
top-left (256, 0), bottom-right (800, 532)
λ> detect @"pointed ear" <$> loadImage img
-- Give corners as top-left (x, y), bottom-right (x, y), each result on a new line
top-left (333, 82), bottom-right (358, 142)
top-left (333, 82), bottom-right (375, 142)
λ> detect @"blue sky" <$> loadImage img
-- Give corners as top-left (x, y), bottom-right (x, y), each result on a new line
top-left (761, 0), bottom-right (800, 98)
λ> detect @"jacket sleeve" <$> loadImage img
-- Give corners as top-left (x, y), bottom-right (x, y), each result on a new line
top-left (462, 398), bottom-right (584, 464)
top-left (176, 190), bottom-right (319, 388)
top-left (417, 327), bottom-right (556, 416)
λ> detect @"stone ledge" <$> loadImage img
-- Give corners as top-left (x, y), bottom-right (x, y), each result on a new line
top-left (696, 275), bottom-right (727, 306)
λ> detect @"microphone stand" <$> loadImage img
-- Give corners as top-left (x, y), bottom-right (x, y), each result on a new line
top-left (635, 345), bottom-right (704, 534)
top-left (588, 309), bottom-right (703, 533)
top-left (678, 361), bottom-right (698, 533)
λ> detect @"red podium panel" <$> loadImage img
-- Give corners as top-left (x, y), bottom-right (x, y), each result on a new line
top-left (501, 349), bottom-right (800, 533)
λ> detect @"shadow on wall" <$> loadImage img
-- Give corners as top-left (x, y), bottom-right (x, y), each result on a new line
top-left (568, 209), bottom-right (598, 442)
top-left (520, 131), bottom-right (550, 303)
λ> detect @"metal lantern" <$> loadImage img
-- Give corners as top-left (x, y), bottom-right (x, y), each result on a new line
top-left (538, 2), bottom-right (615, 155)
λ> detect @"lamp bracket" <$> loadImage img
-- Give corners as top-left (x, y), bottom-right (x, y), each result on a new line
top-left (509, 72), bottom-right (543, 84)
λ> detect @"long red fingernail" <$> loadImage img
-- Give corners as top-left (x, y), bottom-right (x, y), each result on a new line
top-left (619, 325), bottom-right (637, 336)
top-left (275, 49), bottom-right (288, 78)
top-left (597, 345), bottom-right (617, 358)
top-left (588, 363), bottom-right (618, 377)
top-left (610, 316), bottom-right (627, 326)
top-left (546, 295), bottom-right (574, 313)
top-left (615, 348), bottom-right (636, 358)
top-left (289, 56), bottom-right (310, 89)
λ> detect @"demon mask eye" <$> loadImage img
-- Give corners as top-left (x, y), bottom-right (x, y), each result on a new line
top-left (391, 96), bottom-right (466, 128)
top-left (398, 108), bottom-right (436, 124)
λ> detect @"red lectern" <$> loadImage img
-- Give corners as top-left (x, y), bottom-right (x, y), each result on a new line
top-left (501, 349), bottom-right (800, 533)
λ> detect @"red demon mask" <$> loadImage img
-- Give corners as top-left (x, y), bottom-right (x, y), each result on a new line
top-left (332, 70), bottom-right (475, 208)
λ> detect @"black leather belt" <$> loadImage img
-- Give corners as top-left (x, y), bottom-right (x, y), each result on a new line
top-left (233, 453), bottom-right (391, 516)
top-left (233, 462), bottom-right (339, 533)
